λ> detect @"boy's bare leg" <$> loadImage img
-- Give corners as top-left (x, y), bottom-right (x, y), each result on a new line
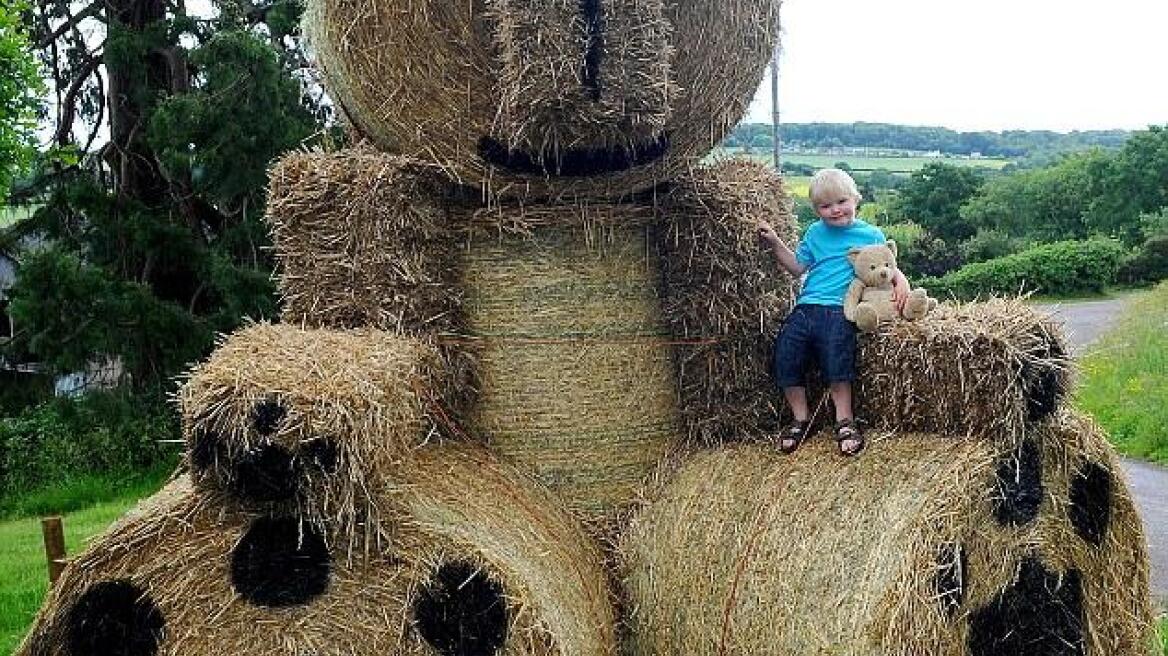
top-left (828, 381), bottom-right (853, 422)
top-left (782, 386), bottom-right (810, 422)
top-left (829, 381), bottom-right (862, 453)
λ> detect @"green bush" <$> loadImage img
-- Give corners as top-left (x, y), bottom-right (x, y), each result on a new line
top-left (899, 232), bottom-right (964, 279)
top-left (959, 229), bottom-right (1026, 264)
top-left (1117, 233), bottom-right (1168, 286)
top-left (0, 391), bottom-right (178, 499)
top-left (920, 239), bottom-right (1125, 300)
top-left (880, 222), bottom-right (925, 250)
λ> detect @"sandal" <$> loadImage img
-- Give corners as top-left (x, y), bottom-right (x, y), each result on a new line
top-left (834, 419), bottom-right (865, 457)
top-left (778, 420), bottom-right (810, 454)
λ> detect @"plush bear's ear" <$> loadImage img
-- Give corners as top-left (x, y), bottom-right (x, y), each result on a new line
top-left (886, 239), bottom-right (898, 258)
top-left (847, 247), bottom-right (862, 264)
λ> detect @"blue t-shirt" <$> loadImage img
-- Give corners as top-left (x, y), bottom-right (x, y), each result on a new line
top-left (795, 219), bottom-right (887, 306)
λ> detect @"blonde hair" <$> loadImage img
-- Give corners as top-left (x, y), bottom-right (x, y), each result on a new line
top-left (808, 168), bottom-right (861, 205)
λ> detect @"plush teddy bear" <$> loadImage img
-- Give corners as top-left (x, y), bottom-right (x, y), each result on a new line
top-left (843, 240), bottom-right (937, 332)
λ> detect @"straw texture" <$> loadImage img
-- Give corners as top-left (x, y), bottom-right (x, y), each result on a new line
top-left (620, 425), bottom-right (1154, 656)
top-left (456, 206), bottom-right (682, 524)
top-left (849, 297), bottom-right (1073, 446)
top-left (19, 443), bottom-right (618, 656)
top-left (178, 322), bottom-right (461, 549)
top-left (655, 159), bottom-right (799, 444)
top-left (301, 0), bottom-right (780, 199)
top-left (266, 147), bottom-right (461, 334)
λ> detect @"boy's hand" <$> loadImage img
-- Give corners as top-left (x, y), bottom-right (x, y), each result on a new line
top-left (757, 220), bottom-right (781, 247)
top-left (891, 275), bottom-right (909, 312)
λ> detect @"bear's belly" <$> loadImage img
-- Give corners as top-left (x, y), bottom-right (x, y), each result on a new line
top-left (459, 210), bottom-right (681, 522)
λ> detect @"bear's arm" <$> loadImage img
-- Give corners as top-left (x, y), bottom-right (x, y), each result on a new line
top-left (265, 147), bottom-right (460, 334)
top-left (843, 278), bottom-right (866, 321)
top-left (655, 159), bottom-right (799, 444)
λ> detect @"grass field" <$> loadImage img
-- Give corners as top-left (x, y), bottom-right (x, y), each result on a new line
top-left (0, 206), bottom-right (35, 230)
top-left (1075, 282), bottom-right (1168, 465)
top-left (0, 496), bottom-right (155, 654)
top-left (712, 147), bottom-right (1014, 172)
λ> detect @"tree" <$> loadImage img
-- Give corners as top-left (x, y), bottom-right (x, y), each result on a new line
top-left (893, 162), bottom-right (983, 243)
top-left (4, 0), bottom-right (326, 394)
top-left (0, 2), bottom-right (42, 203)
top-left (960, 150), bottom-right (1107, 243)
top-left (1086, 125), bottom-right (1168, 244)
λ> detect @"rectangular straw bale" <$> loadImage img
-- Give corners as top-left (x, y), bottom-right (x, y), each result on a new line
top-left (655, 159), bottom-right (798, 444)
top-left (266, 147), bottom-right (463, 335)
top-left (851, 297), bottom-right (1073, 446)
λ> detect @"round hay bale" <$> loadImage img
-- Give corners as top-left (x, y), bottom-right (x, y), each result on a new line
top-left (179, 323), bottom-right (466, 548)
top-left (456, 208), bottom-right (682, 525)
top-left (19, 444), bottom-right (617, 656)
top-left (301, 0), bottom-right (780, 198)
top-left (619, 430), bottom-right (1154, 656)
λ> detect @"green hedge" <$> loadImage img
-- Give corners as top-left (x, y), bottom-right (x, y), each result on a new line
top-left (919, 239), bottom-right (1125, 300)
top-left (1117, 233), bottom-right (1168, 286)
top-left (0, 391), bottom-right (177, 499)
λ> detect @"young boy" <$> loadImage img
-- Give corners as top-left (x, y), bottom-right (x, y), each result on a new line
top-left (758, 168), bottom-right (908, 456)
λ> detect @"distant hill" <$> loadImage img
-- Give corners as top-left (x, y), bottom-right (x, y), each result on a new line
top-left (726, 122), bottom-right (1131, 162)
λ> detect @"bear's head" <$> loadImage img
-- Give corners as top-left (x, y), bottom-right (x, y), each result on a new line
top-left (848, 240), bottom-right (900, 289)
top-left (303, 0), bottom-right (780, 198)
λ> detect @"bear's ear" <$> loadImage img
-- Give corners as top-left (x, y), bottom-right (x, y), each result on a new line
top-left (886, 239), bottom-right (898, 258)
top-left (847, 247), bottom-right (862, 264)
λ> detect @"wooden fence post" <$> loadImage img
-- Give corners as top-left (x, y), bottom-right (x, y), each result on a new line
top-left (41, 516), bottom-right (68, 584)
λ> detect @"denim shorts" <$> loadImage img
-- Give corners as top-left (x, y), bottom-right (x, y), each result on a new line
top-left (773, 304), bottom-right (857, 387)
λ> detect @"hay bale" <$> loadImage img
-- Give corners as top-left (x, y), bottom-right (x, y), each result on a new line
top-left (486, 0), bottom-right (674, 154)
top-left (266, 147), bottom-right (462, 334)
top-left (456, 207), bottom-right (682, 524)
top-left (654, 159), bottom-right (799, 444)
top-left (849, 297), bottom-right (1073, 446)
top-left (19, 444), bottom-right (617, 656)
top-left (179, 323), bottom-right (465, 548)
top-left (619, 429), bottom-right (1153, 655)
top-left (301, 0), bottom-right (780, 198)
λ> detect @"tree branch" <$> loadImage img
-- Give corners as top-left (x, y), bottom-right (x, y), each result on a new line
top-left (34, 2), bottom-right (105, 50)
top-left (54, 52), bottom-right (103, 147)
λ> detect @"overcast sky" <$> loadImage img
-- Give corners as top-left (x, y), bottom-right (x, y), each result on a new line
top-left (744, 0), bottom-right (1168, 133)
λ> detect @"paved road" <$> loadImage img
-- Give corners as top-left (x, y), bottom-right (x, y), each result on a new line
top-left (1037, 298), bottom-right (1167, 608)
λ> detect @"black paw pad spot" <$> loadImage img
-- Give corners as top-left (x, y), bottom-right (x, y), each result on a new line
top-left (250, 399), bottom-right (287, 436)
top-left (230, 443), bottom-right (301, 502)
top-left (231, 516), bottom-right (330, 607)
top-left (968, 557), bottom-right (1084, 656)
top-left (302, 437), bottom-right (339, 474)
top-left (1023, 339), bottom-right (1069, 422)
top-left (1069, 461), bottom-right (1112, 546)
top-left (414, 561), bottom-right (509, 656)
top-left (934, 542), bottom-right (967, 619)
top-left (992, 439), bottom-right (1043, 526)
top-left (66, 580), bottom-right (165, 656)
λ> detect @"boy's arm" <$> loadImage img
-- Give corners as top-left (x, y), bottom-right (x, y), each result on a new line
top-left (758, 220), bottom-right (807, 276)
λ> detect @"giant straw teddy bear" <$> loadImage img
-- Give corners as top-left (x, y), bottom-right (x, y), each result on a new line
top-left (17, 1), bottom-right (1155, 655)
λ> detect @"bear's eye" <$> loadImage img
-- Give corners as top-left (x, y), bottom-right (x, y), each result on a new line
top-left (870, 265), bottom-right (876, 270)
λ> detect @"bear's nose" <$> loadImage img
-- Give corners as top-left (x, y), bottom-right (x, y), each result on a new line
top-left (230, 443), bottom-right (302, 502)
top-left (489, 0), bottom-right (673, 152)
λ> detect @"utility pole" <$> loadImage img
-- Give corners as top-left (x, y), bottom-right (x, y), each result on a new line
top-left (770, 10), bottom-right (782, 173)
